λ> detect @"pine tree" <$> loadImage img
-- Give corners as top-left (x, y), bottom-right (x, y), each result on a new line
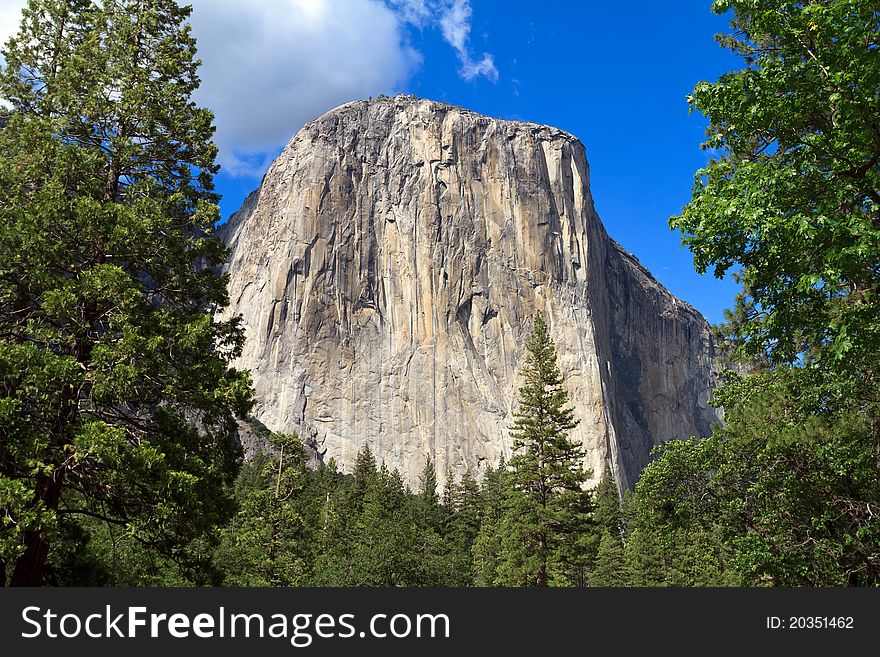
top-left (621, 491), bottom-right (665, 587)
top-left (472, 460), bottom-right (506, 586)
top-left (623, 526), bottom-right (665, 587)
top-left (453, 471), bottom-right (482, 548)
top-left (444, 469), bottom-right (481, 585)
top-left (413, 455), bottom-right (452, 585)
top-left (351, 465), bottom-right (419, 586)
top-left (496, 314), bottom-right (593, 587)
top-left (416, 455), bottom-right (443, 532)
top-left (0, 0), bottom-right (252, 585)
top-left (311, 448), bottom-right (378, 584)
top-left (594, 464), bottom-right (623, 539)
top-left (312, 462), bottom-right (354, 586)
top-left (590, 530), bottom-right (627, 586)
top-left (442, 466), bottom-right (457, 512)
top-left (215, 434), bottom-right (312, 586)
top-left (349, 445), bottom-right (378, 512)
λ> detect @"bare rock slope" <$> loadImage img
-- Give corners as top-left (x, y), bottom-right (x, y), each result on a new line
top-left (219, 95), bottom-right (719, 490)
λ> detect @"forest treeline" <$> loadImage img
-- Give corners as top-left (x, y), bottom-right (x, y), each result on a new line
top-left (45, 315), bottom-right (734, 588)
top-left (44, 436), bottom-right (735, 587)
top-left (1, 0), bottom-right (879, 586)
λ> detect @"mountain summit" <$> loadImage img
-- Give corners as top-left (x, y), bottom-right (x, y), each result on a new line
top-left (219, 95), bottom-right (719, 490)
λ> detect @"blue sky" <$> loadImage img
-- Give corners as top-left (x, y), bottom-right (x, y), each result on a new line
top-left (208, 1), bottom-right (742, 325)
top-left (0, 0), bottom-right (743, 324)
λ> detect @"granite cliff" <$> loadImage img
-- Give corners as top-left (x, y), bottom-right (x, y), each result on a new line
top-left (219, 95), bottom-right (719, 490)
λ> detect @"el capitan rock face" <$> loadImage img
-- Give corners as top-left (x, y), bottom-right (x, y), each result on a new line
top-left (219, 95), bottom-right (719, 490)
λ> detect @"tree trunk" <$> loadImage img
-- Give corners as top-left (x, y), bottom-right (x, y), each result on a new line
top-left (10, 472), bottom-right (63, 586)
top-left (11, 372), bottom-right (74, 586)
top-left (537, 532), bottom-right (547, 587)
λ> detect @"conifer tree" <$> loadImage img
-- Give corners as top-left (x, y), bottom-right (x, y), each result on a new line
top-left (413, 455), bottom-right (454, 584)
top-left (441, 466), bottom-right (457, 519)
top-left (590, 530), bottom-right (627, 586)
top-left (443, 469), bottom-right (481, 585)
top-left (215, 434), bottom-right (312, 586)
top-left (0, 0), bottom-right (251, 585)
top-left (621, 491), bottom-right (664, 587)
top-left (351, 464), bottom-right (419, 586)
top-left (472, 460), bottom-right (506, 586)
top-left (478, 459), bottom-right (507, 518)
top-left (496, 314), bottom-right (592, 586)
top-left (348, 445), bottom-right (378, 512)
top-left (312, 461), bottom-right (356, 586)
top-left (452, 471), bottom-right (482, 549)
top-left (416, 455), bottom-right (443, 532)
top-left (594, 464), bottom-right (623, 539)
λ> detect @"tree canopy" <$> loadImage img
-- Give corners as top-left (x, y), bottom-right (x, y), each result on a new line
top-left (0, 0), bottom-right (252, 586)
top-left (671, 0), bottom-right (880, 403)
top-left (654, 0), bottom-right (880, 587)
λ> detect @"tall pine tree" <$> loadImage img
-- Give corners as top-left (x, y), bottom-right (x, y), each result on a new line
top-left (590, 530), bottom-right (627, 586)
top-left (594, 464), bottom-right (623, 540)
top-left (214, 434), bottom-right (313, 586)
top-left (472, 459), bottom-right (506, 586)
top-left (496, 314), bottom-right (592, 586)
top-left (0, 0), bottom-right (252, 585)
top-left (416, 455), bottom-right (443, 532)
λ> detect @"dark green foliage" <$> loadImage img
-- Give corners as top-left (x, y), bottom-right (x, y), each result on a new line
top-left (450, 471), bottom-right (481, 564)
top-left (722, 370), bottom-right (878, 585)
top-left (350, 445), bottom-right (377, 511)
top-left (671, 0), bottom-right (880, 398)
top-left (311, 466), bottom-right (353, 585)
top-left (496, 314), bottom-right (593, 587)
top-left (446, 485), bottom-right (485, 583)
top-left (622, 491), bottom-right (665, 587)
top-left (0, 0), bottom-right (252, 585)
top-left (590, 530), bottom-right (626, 587)
top-left (631, 366), bottom-right (880, 586)
top-left (472, 460), bottom-right (506, 586)
top-left (46, 515), bottom-right (204, 586)
top-left (416, 455), bottom-right (444, 533)
top-left (313, 447), bottom-right (426, 586)
top-left (214, 434), bottom-right (313, 586)
top-left (594, 464), bottom-right (623, 539)
top-left (644, 0), bottom-right (880, 588)
top-left (347, 464), bottom-right (421, 586)
top-left (587, 465), bottom-right (626, 586)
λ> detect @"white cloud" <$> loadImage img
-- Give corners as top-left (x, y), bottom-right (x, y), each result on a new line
top-left (189, 0), bottom-right (419, 176)
top-left (396, 0), bottom-right (498, 83)
top-left (438, 0), bottom-right (498, 82)
top-left (193, 0), bottom-right (497, 173)
top-left (0, 0), bottom-right (499, 176)
top-left (388, 0), bottom-right (432, 27)
top-left (439, 0), bottom-right (469, 52)
top-left (460, 52), bottom-right (498, 82)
